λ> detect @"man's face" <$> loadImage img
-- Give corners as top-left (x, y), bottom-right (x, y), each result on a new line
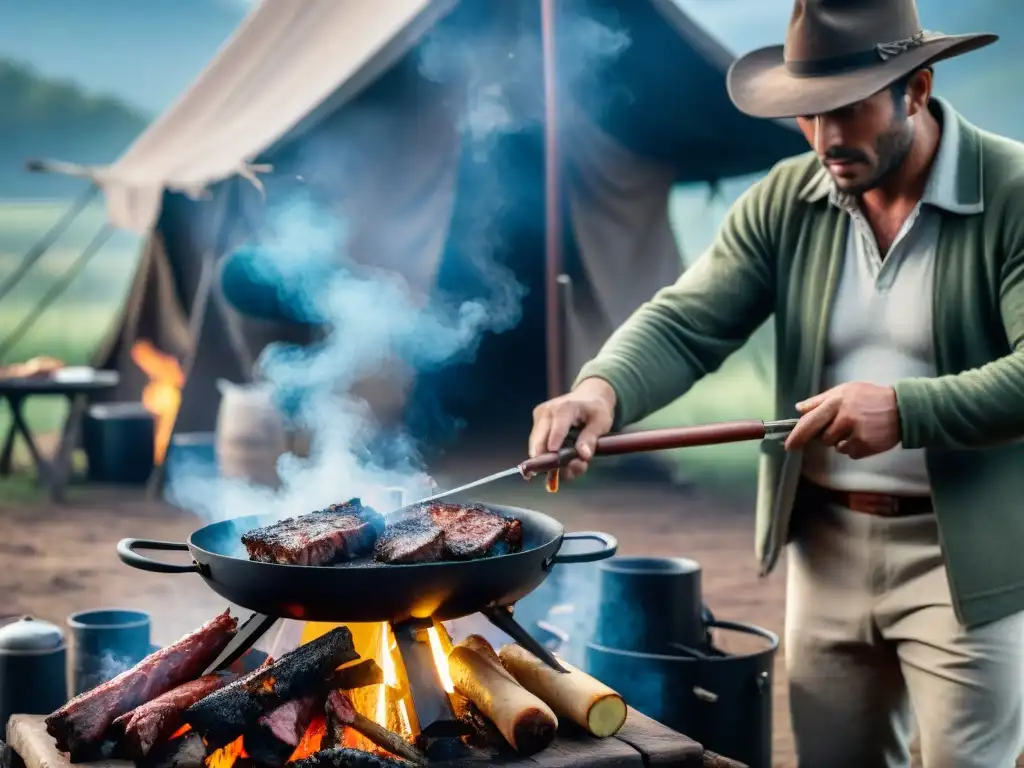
top-left (796, 86), bottom-right (916, 195)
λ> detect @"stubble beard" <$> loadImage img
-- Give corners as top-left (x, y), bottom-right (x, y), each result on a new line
top-left (836, 116), bottom-right (916, 197)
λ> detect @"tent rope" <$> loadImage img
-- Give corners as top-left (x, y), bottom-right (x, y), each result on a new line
top-left (0, 223), bottom-right (115, 362)
top-left (0, 185), bottom-right (99, 304)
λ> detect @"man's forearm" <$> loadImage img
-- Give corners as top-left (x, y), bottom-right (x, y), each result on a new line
top-left (573, 181), bottom-right (777, 430)
top-left (895, 349), bottom-right (1024, 449)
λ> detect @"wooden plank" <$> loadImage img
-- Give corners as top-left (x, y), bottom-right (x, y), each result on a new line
top-left (5, 716), bottom-right (130, 768)
top-left (613, 708), bottom-right (704, 768)
top-left (7, 709), bottom-right (702, 768)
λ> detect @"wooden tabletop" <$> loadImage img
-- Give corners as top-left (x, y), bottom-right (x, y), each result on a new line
top-left (7, 707), bottom-right (706, 768)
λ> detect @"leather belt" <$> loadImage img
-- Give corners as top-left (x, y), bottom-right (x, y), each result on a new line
top-left (799, 480), bottom-right (933, 517)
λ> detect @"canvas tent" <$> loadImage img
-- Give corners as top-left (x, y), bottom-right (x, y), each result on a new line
top-left (20, 0), bottom-right (805, 444)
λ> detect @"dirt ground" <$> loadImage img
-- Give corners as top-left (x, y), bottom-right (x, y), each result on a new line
top-left (1, 458), bottom-right (987, 767)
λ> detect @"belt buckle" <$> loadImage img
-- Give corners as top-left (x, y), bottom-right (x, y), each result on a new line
top-left (849, 492), bottom-right (899, 516)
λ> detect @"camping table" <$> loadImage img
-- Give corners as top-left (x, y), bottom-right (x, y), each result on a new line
top-left (0, 370), bottom-right (119, 502)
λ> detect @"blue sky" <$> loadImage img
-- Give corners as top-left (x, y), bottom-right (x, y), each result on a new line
top-left (0, 0), bottom-right (795, 113)
top-left (0, 0), bottom-right (1009, 115)
top-left (0, 0), bottom-right (249, 112)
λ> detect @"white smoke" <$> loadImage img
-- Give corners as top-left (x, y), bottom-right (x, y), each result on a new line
top-left (165, 8), bottom-right (631, 528)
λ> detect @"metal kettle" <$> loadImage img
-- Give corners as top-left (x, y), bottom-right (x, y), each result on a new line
top-left (0, 616), bottom-right (68, 726)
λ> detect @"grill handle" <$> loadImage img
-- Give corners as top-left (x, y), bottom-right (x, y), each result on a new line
top-left (519, 418), bottom-right (798, 476)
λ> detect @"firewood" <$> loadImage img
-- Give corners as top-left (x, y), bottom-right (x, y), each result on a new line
top-left (244, 694), bottom-right (323, 767)
top-left (450, 693), bottom-right (506, 750)
top-left (185, 627), bottom-right (358, 749)
top-left (325, 690), bottom-right (425, 766)
top-left (135, 729), bottom-right (207, 768)
top-left (498, 644), bottom-right (627, 738)
top-left (288, 747), bottom-right (407, 768)
top-left (327, 659), bottom-right (384, 690)
top-left (447, 640), bottom-right (557, 756)
top-left (459, 635), bottom-right (511, 678)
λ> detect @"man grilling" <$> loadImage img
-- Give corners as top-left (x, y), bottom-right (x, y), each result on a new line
top-left (528, 1), bottom-right (1024, 766)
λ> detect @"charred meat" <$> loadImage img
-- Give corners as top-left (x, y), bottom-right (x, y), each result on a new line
top-left (44, 610), bottom-right (238, 758)
top-left (372, 516), bottom-right (444, 564)
top-left (242, 499), bottom-right (384, 565)
top-left (373, 503), bottom-right (522, 564)
top-left (427, 503), bottom-right (523, 559)
top-left (110, 671), bottom-right (239, 758)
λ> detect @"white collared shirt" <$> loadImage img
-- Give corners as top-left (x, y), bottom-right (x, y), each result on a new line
top-left (801, 99), bottom-right (981, 495)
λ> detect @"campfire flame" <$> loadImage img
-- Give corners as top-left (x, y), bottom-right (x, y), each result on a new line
top-left (196, 621), bottom-right (459, 768)
top-left (376, 623), bottom-right (414, 737)
top-left (427, 625), bottom-right (455, 694)
top-left (130, 339), bottom-right (184, 465)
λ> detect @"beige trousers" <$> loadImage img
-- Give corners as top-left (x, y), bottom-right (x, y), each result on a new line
top-left (785, 500), bottom-right (1024, 768)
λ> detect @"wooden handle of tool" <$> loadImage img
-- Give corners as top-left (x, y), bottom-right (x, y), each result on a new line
top-left (519, 420), bottom-right (768, 476)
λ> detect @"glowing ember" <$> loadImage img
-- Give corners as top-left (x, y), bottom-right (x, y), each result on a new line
top-left (169, 724), bottom-right (191, 739)
top-left (130, 339), bottom-right (184, 465)
top-left (205, 736), bottom-right (246, 768)
top-left (287, 715), bottom-right (326, 761)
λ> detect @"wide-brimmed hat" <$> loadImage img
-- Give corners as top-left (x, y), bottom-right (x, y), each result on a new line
top-left (727, 0), bottom-right (998, 120)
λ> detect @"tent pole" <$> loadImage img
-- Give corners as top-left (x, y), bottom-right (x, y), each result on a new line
top-left (147, 181), bottom-right (239, 499)
top-left (0, 185), bottom-right (99, 304)
top-left (541, 0), bottom-right (565, 399)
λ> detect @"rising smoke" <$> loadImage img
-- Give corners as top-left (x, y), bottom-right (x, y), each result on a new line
top-left (166, 5), bottom-right (631, 530)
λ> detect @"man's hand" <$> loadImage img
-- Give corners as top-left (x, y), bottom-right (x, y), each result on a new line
top-left (528, 378), bottom-right (617, 481)
top-left (784, 382), bottom-right (901, 459)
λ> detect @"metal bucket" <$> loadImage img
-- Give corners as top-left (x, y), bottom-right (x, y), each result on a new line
top-left (586, 619), bottom-right (777, 768)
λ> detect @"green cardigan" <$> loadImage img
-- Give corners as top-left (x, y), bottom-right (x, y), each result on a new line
top-left (576, 102), bottom-right (1024, 628)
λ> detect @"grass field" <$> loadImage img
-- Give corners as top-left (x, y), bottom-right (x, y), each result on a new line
top-left (0, 194), bottom-right (776, 492)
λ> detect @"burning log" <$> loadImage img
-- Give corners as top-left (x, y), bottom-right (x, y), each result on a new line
top-left (135, 729), bottom-right (207, 768)
top-left (324, 691), bottom-right (425, 766)
top-left (185, 627), bottom-right (359, 749)
top-left (498, 644), bottom-right (627, 738)
top-left (447, 636), bottom-right (557, 756)
top-left (245, 695), bottom-right (323, 767)
top-left (109, 671), bottom-right (240, 758)
top-left (44, 610), bottom-right (238, 758)
top-left (321, 711), bottom-right (346, 751)
top-left (450, 693), bottom-right (505, 750)
top-left (288, 748), bottom-right (409, 768)
top-left (327, 660), bottom-right (383, 690)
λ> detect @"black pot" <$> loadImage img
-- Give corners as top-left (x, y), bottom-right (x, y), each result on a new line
top-left (82, 403), bottom-right (155, 484)
top-left (593, 556), bottom-right (708, 653)
top-left (586, 620), bottom-right (778, 768)
top-left (0, 617), bottom-right (67, 728)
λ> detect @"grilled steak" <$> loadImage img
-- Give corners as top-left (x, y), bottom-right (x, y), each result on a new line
top-left (373, 503), bottom-right (523, 563)
top-left (428, 503), bottom-right (523, 559)
top-left (241, 498), bottom-right (385, 565)
top-left (44, 610), bottom-right (238, 758)
top-left (373, 515), bottom-right (445, 563)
